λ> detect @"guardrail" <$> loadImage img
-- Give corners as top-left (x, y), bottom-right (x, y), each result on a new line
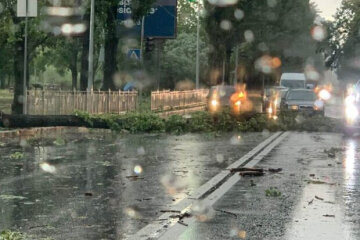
top-left (151, 89), bottom-right (209, 112)
top-left (27, 90), bottom-right (137, 115)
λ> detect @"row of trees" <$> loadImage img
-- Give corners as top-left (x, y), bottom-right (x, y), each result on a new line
top-left (323, 0), bottom-right (360, 83)
top-left (0, 0), bottom-right (339, 114)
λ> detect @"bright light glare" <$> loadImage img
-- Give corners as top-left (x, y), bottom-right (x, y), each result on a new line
top-left (211, 99), bottom-right (218, 107)
top-left (345, 95), bottom-right (355, 107)
top-left (134, 165), bottom-right (143, 175)
top-left (46, 7), bottom-right (74, 16)
top-left (319, 89), bottom-right (331, 101)
top-left (235, 100), bottom-right (241, 106)
top-left (40, 163), bottom-right (56, 174)
top-left (345, 104), bottom-right (358, 123)
top-left (61, 24), bottom-right (73, 34)
top-left (61, 23), bottom-right (87, 35)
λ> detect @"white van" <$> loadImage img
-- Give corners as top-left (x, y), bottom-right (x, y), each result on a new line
top-left (280, 73), bottom-right (306, 89)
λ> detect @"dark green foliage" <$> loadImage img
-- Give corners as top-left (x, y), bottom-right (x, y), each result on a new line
top-left (187, 111), bottom-right (214, 132)
top-left (165, 115), bottom-right (188, 134)
top-left (121, 112), bottom-right (165, 133)
top-left (76, 110), bottom-right (342, 134)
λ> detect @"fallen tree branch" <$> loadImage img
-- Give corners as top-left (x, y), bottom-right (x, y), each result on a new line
top-left (214, 209), bottom-right (237, 218)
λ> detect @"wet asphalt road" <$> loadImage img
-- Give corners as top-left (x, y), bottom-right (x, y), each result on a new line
top-left (0, 130), bottom-right (268, 239)
top-left (178, 132), bottom-right (360, 240)
top-left (1, 129), bottom-right (360, 239)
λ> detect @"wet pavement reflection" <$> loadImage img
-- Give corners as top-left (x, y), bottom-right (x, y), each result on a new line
top-left (178, 133), bottom-right (360, 240)
top-left (0, 129), bottom-right (267, 239)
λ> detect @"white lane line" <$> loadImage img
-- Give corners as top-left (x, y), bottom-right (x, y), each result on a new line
top-left (129, 132), bottom-right (287, 240)
top-left (158, 132), bottom-right (289, 240)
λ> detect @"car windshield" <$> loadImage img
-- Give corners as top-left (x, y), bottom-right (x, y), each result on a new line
top-left (281, 80), bottom-right (305, 89)
top-left (3, 0), bottom-right (359, 239)
top-left (287, 91), bottom-right (316, 101)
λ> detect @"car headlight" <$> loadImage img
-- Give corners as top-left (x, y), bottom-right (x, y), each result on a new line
top-left (345, 95), bottom-right (355, 107)
top-left (290, 105), bottom-right (299, 110)
top-left (211, 99), bottom-right (218, 107)
top-left (345, 104), bottom-right (359, 123)
top-left (319, 89), bottom-right (331, 101)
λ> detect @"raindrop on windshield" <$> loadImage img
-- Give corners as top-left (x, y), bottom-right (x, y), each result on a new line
top-left (311, 25), bottom-right (327, 42)
top-left (216, 154), bottom-right (224, 163)
top-left (234, 9), bottom-right (244, 20)
top-left (134, 165), bottom-right (143, 175)
top-left (137, 147), bottom-right (146, 156)
top-left (244, 30), bottom-right (254, 43)
top-left (220, 20), bottom-right (232, 31)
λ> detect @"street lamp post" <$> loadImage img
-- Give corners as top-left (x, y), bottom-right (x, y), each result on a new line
top-left (23, 0), bottom-right (28, 114)
top-left (195, 1), bottom-right (200, 89)
top-left (88, 0), bottom-right (95, 91)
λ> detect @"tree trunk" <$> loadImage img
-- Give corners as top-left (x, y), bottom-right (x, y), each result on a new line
top-left (71, 68), bottom-right (78, 91)
top-left (224, 48), bottom-right (232, 85)
top-left (80, 14), bottom-right (90, 91)
top-left (12, 38), bottom-right (25, 114)
top-left (71, 52), bottom-right (78, 90)
top-left (102, 5), bottom-right (118, 91)
top-left (0, 75), bottom-right (5, 89)
top-left (0, 113), bottom-right (108, 129)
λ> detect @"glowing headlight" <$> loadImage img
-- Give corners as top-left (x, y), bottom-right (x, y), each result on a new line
top-left (314, 99), bottom-right (324, 110)
top-left (345, 95), bottom-right (356, 107)
top-left (290, 105), bottom-right (299, 110)
top-left (319, 89), bottom-right (331, 101)
top-left (346, 104), bottom-right (359, 123)
top-left (211, 99), bottom-right (218, 107)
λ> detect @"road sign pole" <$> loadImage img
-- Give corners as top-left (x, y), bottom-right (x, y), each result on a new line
top-left (195, 2), bottom-right (200, 89)
top-left (23, 0), bottom-right (28, 114)
top-left (88, 0), bottom-right (95, 91)
top-left (234, 45), bottom-right (238, 86)
top-left (140, 16), bottom-right (145, 63)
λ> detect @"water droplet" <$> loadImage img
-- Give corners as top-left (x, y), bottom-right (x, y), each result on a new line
top-left (40, 162), bottom-right (56, 174)
top-left (311, 25), bottom-right (327, 42)
top-left (220, 20), bottom-right (232, 31)
top-left (230, 135), bottom-right (242, 145)
top-left (244, 30), bottom-right (254, 42)
top-left (208, 0), bottom-right (239, 7)
top-left (267, 0), bottom-right (277, 7)
top-left (234, 9), bottom-right (244, 20)
top-left (216, 154), bottom-right (224, 163)
top-left (134, 165), bottom-right (143, 175)
top-left (124, 19), bottom-right (135, 28)
top-left (20, 139), bottom-right (28, 148)
top-left (137, 147), bottom-right (145, 155)
top-left (191, 201), bottom-right (215, 222)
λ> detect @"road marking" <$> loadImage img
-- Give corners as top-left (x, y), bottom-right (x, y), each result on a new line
top-left (129, 132), bottom-right (289, 240)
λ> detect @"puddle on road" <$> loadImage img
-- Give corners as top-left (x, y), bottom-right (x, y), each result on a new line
top-left (0, 129), bottom-right (267, 239)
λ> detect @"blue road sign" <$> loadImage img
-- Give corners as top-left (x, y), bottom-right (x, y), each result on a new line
top-left (127, 49), bottom-right (141, 60)
top-left (144, 0), bottom-right (177, 38)
top-left (117, 0), bottom-right (177, 39)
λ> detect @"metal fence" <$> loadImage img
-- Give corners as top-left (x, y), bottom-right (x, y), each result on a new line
top-left (151, 89), bottom-right (209, 111)
top-left (27, 90), bottom-right (138, 115)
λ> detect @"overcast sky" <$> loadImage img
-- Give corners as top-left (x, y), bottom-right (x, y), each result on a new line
top-left (311, 0), bottom-right (342, 20)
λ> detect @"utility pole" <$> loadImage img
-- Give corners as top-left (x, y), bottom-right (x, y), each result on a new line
top-left (195, 1), bottom-right (200, 89)
top-left (87, 0), bottom-right (95, 91)
top-left (23, 0), bottom-right (28, 114)
top-left (140, 16), bottom-right (145, 63)
top-left (234, 45), bottom-right (238, 86)
top-left (222, 60), bottom-right (225, 85)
